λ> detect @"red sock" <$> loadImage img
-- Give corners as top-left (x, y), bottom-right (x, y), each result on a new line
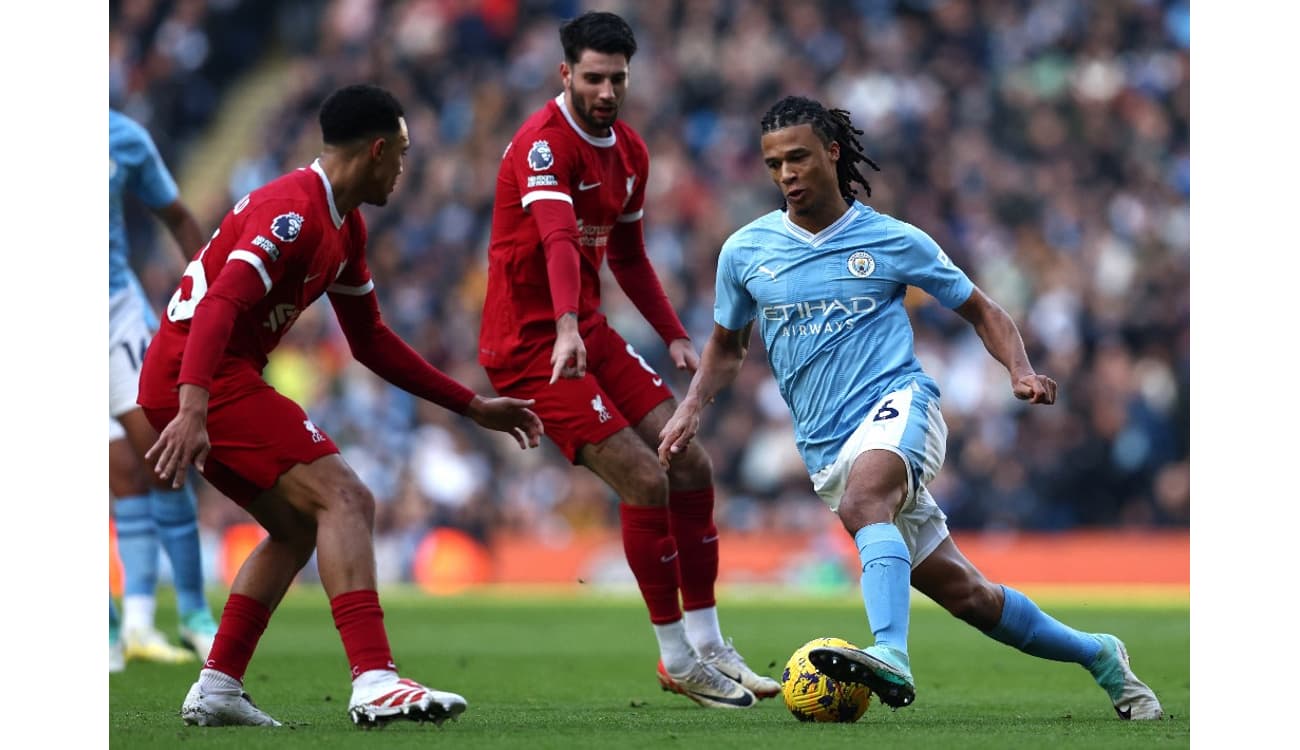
top-left (330, 589), bottom-right (396, 678)
top-left (206, 593), bottom-right (271, 682)
top-left (619, 503), bottom-right (682, 624)
top-left (668, 488), bottom-right (719, 611)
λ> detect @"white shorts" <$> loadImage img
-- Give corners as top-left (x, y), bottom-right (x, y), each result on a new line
top-left (811, 380), bottom-right (951, 567)
top-left (109, 288), bottom-right (154, 434)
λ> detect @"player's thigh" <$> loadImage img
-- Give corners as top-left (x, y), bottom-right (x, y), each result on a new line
top-left (108, 436), bottom-right (148, 497)
top-left (115, 407), bottom-right (162, 465)
top-left (841, 448), bottom-right (910, 522)
top-left (631, 399), bottom-right (713, 488)
top-left (265, 453), bottom-right (375, 522)
top-left (144, 385), bottom-right (340, 509)
top-left (577, 426), bottom-right (668, 506)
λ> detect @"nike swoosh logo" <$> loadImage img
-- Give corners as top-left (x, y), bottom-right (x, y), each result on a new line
top-left (659, 552), bottom-right (678, 563)
top-left (304, 273), bottom-right (321, 282)
top-left (577, 181), bottom-right (602, 191)
top-left (688, 688), bottom-right (755, 708)
top-left (652, 377), bottom-right (663, 387)
top-left (1116, 705), bottom-right (1132, 720)
top-left (701, 534), bottom-right (719, 544)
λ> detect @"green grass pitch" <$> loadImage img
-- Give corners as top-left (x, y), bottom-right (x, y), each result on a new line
top-left (109, 586), bottom-right (1189, 749)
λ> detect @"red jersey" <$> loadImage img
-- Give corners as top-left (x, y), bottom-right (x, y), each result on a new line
top-left (478, 94), bottom-right (651, 369)
top-left (139, 161), bottom-right (373, 406)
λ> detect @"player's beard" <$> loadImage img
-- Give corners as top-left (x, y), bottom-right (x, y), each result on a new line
top-left (568, 85), bottom-right (618, 133)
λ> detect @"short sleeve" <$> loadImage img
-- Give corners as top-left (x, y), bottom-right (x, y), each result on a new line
top-left (713, 237), bottom-right (756, 330)
top-left (122, 120), bottom-right (179, 210)
top-left (897, 223), bottom-right (974, 309)
top-left (511, 128), bottom-right (579, 212)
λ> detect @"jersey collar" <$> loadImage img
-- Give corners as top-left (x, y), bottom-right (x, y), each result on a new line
top-left (782, 202), bottom-right (858, 248)
top-left (556, 93), bottom-right (616, 148)
top-left (310, 159), bottom-right (345, 229)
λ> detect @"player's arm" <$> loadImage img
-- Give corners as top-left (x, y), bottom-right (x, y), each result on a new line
top-left (954, 287), bottom-right (1056, 404)
top-left (328, 288), bottom-right (543, 449)
top-left (525, 199), bottom-right (588, 384)
top-left (657, 321), bottom-right (754, 467)
top-left (128, 119), bottom-right (201, 264)
top-left (152, 199), bottom-right (206, 262)
top-left (606, 219), bottom-right (696, 372)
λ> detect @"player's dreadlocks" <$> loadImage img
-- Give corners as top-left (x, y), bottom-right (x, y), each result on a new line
top-left (760, 96), bottom-right (881, 204)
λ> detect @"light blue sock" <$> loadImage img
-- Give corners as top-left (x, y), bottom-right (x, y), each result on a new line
top-left (855, 523), bottom-right (912, 654)
top-left (150, 485), bottom-right (209, 618)
top-left (114, 494), bottom-right (158, 598)
top-left (985, 585), bottom-right (1102, 665)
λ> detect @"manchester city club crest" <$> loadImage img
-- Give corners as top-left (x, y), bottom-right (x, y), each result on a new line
top-left (527, 140), bottom-right (554, 171)
top-left (847, 250), bottom-right (875, 278)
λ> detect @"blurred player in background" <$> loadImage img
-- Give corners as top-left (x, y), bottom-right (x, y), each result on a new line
top-left (109, 109), bottom-right (219, 672)
top-left (478, 11), bottom-right (778, 709)
top-left (139, 83), bottom-right (543, 728)
top-left (659, 95), bottom-right (1163, 721)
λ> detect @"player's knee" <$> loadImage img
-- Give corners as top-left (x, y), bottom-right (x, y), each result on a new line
top-left (623, 460), bottom-right (670, 506)
top-left (327, 481), bottom-right (377, 526)
top-left (836, 492), bottom-right (903, 532)
top-left (109, 450), bottom-right (151, 497)
top-left (666, 442), bottom-right (713, 488)
top-left (110, 471), bottom-right (150, 498)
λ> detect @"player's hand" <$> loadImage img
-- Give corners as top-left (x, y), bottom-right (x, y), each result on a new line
top-left (550, 319), bottom-right (587, 384)
top-left (657, 400), bottom-right (702, 467)
top-left (668, 338), bottom-right (699, 375)
top-left (1013, 373), bottom-right (1057, 404)
top-left (145, 409), bottom-right (210, 489)
top-left (467, 395), bottom-right (544, 449)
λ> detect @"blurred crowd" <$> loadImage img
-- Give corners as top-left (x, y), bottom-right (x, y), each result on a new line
top-left (111, 0), bottom-right (1191, 557)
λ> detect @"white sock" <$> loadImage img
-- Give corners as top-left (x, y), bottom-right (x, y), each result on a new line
top-left (353, 668), bottom-right (399, 690)
top-left (198, 667), bottom-right (242, 693)
top-left (653, 620), bottom-right (696, 676)
top-left (683, 606), bottom-right (724, 655)
top-left (122, 595), bottom-right (156, 633)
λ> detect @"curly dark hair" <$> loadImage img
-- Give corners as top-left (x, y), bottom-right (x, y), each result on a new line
top-left (319, 84), bottom-right (405, 146)
top-left (760, 95), bottom-right (881, 204)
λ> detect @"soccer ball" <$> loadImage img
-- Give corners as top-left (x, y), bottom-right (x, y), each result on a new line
top-left (781, 637), bottom-right (872, 723)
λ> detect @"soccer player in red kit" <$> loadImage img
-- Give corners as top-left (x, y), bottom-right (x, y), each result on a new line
top-left (478, 12), bottom-right (778, 709)
top-left (139, 83), bottom-right (543, 728)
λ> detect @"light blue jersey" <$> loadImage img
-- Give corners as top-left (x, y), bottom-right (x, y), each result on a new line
top-left (714, 201), bottom-right (974, 475)
top-left (109, 110), bottom-right (178, 299)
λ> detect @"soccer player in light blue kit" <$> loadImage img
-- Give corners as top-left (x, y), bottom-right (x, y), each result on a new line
top-left (109, 109), bottom-right (218, 670)
top-left (658, 96), bottom-right (1163, 720)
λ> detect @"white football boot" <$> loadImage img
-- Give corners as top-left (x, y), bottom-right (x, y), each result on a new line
top-left (698, 640), bottom-right (781, 698)
top-left (180, 680), bottom-right (282, 727)
top-left (348, 674), bottom-right (467, 727)
top-left (657, 659), bottom-right (757, 708)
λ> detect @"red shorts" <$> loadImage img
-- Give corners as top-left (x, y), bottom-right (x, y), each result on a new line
top-left (486, 322), bottom-right (674, 462)
top-left (143, 380), bottom-right (339, 507)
